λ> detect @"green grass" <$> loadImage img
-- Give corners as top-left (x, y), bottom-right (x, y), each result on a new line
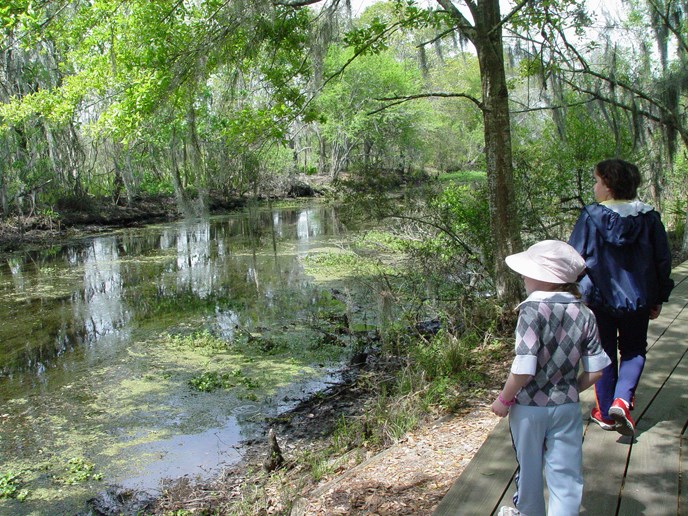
top-left (438, 170), bottom-right (486, 183)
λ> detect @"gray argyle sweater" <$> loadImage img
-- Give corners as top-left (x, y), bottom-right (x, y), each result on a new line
top-left (511, 291), bottom-right (611, 407)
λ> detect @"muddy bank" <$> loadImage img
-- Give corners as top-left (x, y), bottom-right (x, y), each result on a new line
top-left (0, 174), bottom-right (332, 257)
top-left (0, 194), bottom-right (236, 256)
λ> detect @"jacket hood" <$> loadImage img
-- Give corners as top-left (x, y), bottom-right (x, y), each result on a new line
top-left (584, 200), bottom-right (655, 246)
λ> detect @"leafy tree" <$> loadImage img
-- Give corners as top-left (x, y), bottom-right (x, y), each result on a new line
top-left (315, 44), bottom-right (422, 179)
top-left (0, 1), bottom-right (87, 214)
top-left (1, 0), bottom-right (317, 211)
top-left (421, 54), bottom-right (484, 172)
top-left (430, 0), bottom-right (523, 302)
top-left (511, 92), bottom-right (635, 242)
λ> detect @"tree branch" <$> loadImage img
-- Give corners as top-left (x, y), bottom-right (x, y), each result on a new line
top-left (417, 26), bottom-right (463, 48)
top-left (509, 97), bottom-right (594, 114)
top-left (389, 214), bottom-right (483, 268)
top-left (646, 0), bottom-right (688, 56)
top-left (488, 0), bottom-right (530, 37)
top-left (529, 20), bottom-right (688, 148)
top-left (367, 92), bottom-right (484, 115)
top-left (291, 17), bottom-right (408, 122)
top-left (273, 0), bottom-right (324, 7)
top-left (435, 0), bottom-right (476, 41)
top-left (570, 85), bottom-right (662, 122)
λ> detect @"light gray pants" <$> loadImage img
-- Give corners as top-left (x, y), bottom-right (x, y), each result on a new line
top-left (509, 403), bottom-right (583, 516)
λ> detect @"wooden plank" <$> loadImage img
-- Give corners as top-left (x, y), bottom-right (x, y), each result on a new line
top-left (627, 290), bottom-right (688, 422)
top-left (680, 434), bottom-right (688, 516)
top-left (570, 265), bottom-right (687, 513)
top-left (638, 306), bottom-right (688, 417)
top-left (647, 276), bottom-right (688, 347)
top-left (579, 401), bottom-right (632, 514)
top-left (492, 467), bottom-right (517, 510)
top-left (619, 359), bottom-right (688, 514)
top-left (433, 418), bottom-right (516, 516)
top-left (667, 260), bottom-right (688, 285)
top-left (618, 304), bottom-right (688, 515)
top-left (620, 415), bottom-right (686, 514)
top-left (581, 277), bottom-right (687, 514)
top-left (580, 304), bottom-right (687, 513)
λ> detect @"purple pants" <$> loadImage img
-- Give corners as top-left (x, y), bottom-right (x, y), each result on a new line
top-left (593, 309), bottom-right (650, 418)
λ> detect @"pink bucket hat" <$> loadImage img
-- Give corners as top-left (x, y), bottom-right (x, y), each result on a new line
top-left (505, 240), bottom-right (586, 284)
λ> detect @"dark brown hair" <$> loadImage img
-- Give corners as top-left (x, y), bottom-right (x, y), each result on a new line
top-left (594, 159), bottom-right (641, 200)
top-left (560, 282), bottom-right (582, 298)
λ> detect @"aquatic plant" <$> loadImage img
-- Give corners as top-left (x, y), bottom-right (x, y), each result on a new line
top-left (54, 458), bottom-right (102, 485)
top-left (0, 472), bottom-right (28, 501)
top-left (188, 370), bottom-right (239, 392)
top-left (169, 330), bottom-right (230, 354)
top-left (354, 230), bottom-right (408, 253)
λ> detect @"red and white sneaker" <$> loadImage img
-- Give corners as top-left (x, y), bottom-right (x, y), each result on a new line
top-left (608, 398), bottom-right (635, 436)
top-left (590, 407), bottom-right (617, 431)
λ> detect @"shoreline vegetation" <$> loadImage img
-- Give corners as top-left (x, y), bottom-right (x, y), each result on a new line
top-left (0, 173), bottom-right (334, 256)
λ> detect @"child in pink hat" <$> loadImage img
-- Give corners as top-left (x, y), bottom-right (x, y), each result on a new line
top-left (492, 240), bottom-right (611, 516)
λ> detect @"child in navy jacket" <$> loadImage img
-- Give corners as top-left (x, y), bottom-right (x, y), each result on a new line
top-left (568, 159), bottom-right (674, 436)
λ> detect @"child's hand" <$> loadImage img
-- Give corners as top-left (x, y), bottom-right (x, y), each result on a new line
top-left (491, 398), bottom-right (509, 417)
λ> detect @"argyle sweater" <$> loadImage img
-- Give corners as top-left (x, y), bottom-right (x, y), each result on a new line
top-left (511, 291), bottom-right (610, 407)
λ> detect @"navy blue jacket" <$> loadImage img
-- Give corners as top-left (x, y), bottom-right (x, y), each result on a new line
top-left (568, 201), bottom-right (674, 314)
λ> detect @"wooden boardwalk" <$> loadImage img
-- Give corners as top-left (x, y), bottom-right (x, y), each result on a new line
top-left (434, 260), bottom-right (688, 516)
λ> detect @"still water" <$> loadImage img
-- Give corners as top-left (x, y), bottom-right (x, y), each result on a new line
top-left (0, 203), bottom-right (375, 514)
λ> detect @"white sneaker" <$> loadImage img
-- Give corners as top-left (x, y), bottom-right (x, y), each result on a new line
top-left (497, 507), bottom-right (520, 516)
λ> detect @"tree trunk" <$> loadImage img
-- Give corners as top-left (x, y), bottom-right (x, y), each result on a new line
top-left (683, 208), bottom-right (688, 256)
top-left (170, 128), bottom-right (191, 216)
top-left (186, 101), bottom-right (208, 214)
top-left (113, 140), bottom-right (135, 205)
top-left (0, 154), bottom-right (6, 217)
top-left (444, 0), bottom-right (522, 303)
top-left (316, 127), bottom-right (327, 175)
top-left (647, 153), bottom-right (663, 211)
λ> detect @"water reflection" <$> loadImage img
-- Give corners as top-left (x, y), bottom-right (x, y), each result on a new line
top-left (0, 204), bottom-right (361, 513)
top-left (78, 237), bottom-right (129, 344)
top-left (0, 205), bottom-right (348, 377)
